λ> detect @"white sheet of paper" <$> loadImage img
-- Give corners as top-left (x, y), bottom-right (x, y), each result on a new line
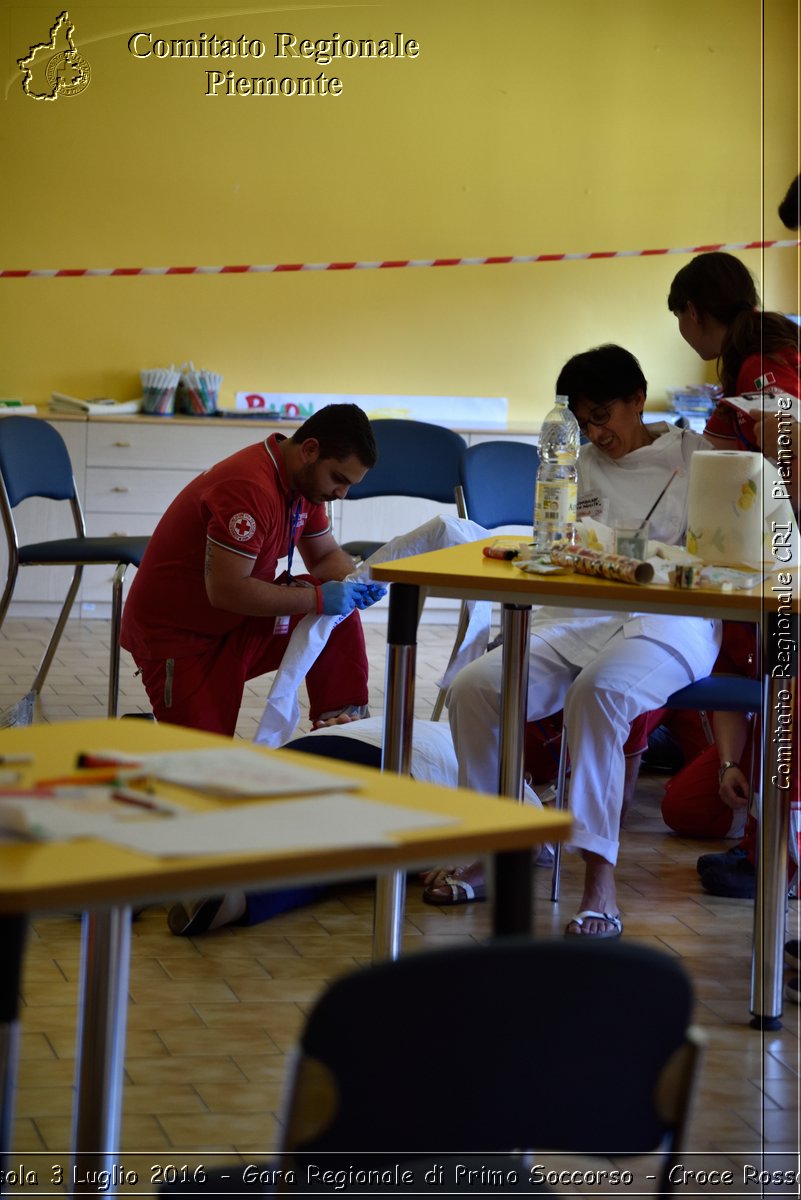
top-left (91, 747), bottom-right (361, 797)
top-left (0, 788), bottom-right (183, 841)
top-left (94, 794), bottom-right (461, 858)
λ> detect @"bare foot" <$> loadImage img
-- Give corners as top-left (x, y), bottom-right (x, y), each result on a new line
top-left (421, 861), bottom-right (484, 901)
top-left (310, 703), bottom-right (369, 731)
top-left (310, 713), bottom-right (361, 730)
top-left (420, 864), bottom-right (458, 887)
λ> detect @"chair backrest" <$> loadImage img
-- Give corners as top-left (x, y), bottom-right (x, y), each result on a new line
top-left (458, 440), bottom-right (539, 528)
top-left (344, 419), bottom-right (466, 503)
top-left (0, 417), bottom-right (77, 507)
top-left (281, 939), bottom-right (701, 1172)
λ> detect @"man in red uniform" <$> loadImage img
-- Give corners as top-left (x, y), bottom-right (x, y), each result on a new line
top-left (121, 403), bottom-right (383, 736)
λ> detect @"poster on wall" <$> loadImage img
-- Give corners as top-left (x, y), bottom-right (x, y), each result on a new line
top-left (234, 392), bottom-right (508, 428)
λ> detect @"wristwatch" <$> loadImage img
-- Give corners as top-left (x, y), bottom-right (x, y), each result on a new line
top-left (718, 760), bottom-right (739, 785)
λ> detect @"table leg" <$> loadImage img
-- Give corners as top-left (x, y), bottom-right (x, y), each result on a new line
top-left (492, 604), bottom-right (534, 937)
top-left (374, 582), bottom-right (419, 962)
top-left (498, 604), bottom-right (532, 800)
top-left (493, 850), bottom-right (534, 936)
top-left (0, 914), bottom-right (27, 1168)
top-left (70, 908), bottom-right (132, 1197)
top-left (750, 610), bottom-right (798, 1029)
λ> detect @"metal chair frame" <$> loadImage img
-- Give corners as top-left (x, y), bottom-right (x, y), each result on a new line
top-left (432, 439), bottom-right (539, 720)
top-left (0, 417), bottom-right (149, 717)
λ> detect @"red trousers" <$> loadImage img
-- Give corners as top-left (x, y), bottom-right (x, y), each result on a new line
top-left (136, 610), bottom-right (369, 737)
top-left (661, 740), bottom-right (757, 839)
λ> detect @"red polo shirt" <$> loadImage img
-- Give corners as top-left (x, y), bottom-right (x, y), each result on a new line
top-left (704, 348), bottom-right (801, 447)
top-left (121, 434), bottom-right (329, 658)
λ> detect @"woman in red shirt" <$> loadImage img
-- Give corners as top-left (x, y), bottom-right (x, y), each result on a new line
top-left (664, 251), bottom-right (799, 909)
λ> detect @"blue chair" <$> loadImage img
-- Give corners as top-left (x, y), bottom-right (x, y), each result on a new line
top-left (340, 418), bottom-right (467, 562)
top-left (550, 670), bottom-right (762, 900)
top-left (0, 417), bottom-right (150, 718)
top-left (432, 440), bottom-right (539, 720)
top-left (454, 438), bottom-right (539, 529)
top-left (663, 674), bottom-right (761, 715)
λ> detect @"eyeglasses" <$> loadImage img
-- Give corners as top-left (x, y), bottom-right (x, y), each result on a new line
top-left (576, 398), bottom-right (621, 434)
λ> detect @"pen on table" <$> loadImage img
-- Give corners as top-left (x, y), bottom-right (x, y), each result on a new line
top-left (76, 753), bottom-right (141, 769)
top-left (110, 789), bottom-right (175, 816)
top-left (0, 754), bottom-right (34, 765)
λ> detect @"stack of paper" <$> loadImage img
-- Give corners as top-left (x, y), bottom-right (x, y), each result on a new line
top-left (88, 746), bottom-right (362, 797)
top-left (50, 392), bottom-right (141, 415)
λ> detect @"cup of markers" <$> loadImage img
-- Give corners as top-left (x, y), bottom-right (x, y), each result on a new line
top-left (141, 366), bottom-right (181, 416)
top-left (177, 363), bottom-right (222, 416)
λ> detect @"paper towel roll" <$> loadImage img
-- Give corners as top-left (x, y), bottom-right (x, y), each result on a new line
top-left (686, 451), bottom-right (764, 567)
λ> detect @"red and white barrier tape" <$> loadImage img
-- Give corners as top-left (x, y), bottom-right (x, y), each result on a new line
top-left (1, 239), bottom-right (797, 279)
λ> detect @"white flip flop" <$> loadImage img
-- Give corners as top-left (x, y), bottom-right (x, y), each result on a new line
top-left (565, 909), bottom-right (623, 939)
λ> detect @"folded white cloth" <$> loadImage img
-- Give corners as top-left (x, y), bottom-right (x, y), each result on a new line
top-left (254, 516), bottom-right (492, 747)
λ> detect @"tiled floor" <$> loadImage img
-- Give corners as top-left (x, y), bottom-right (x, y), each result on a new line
top-left (2, 614), bottom-right (799, 1189)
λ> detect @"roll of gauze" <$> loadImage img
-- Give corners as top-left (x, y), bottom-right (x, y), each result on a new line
top-left (686, 451), bottom-right (764, 567)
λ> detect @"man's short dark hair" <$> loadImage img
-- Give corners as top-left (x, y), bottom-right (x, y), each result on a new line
top-left (556, 344), bottom-right (648, 410)
top-left (778, 174), bottom-right (800, 230)
top-left (292, 404), bottom-right (377, 468)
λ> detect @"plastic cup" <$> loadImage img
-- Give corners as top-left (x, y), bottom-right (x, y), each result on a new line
top-left (614, 519), bottom-right (649, 561)
top-left (142, 384), bottom-right (177, 416)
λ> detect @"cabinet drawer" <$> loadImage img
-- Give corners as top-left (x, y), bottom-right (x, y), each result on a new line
top-left (85, 468), bottom-right (199, 515)
top-left (84, 512), bottom-right (158, 538)
top-left (79, 513), bottom-right (153, 603)
top-left (88, 423), bottom-right (270, 470)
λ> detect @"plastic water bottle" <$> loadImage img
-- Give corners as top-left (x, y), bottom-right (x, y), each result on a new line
top-left (533, 395), bottom-right (579, 552)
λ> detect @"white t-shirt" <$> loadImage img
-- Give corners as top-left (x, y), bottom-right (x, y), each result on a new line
top-left (527, 423), bottom-right (719, 669)
top-left (576, 422), bottom-right (705, 545)
top-left (299, 716), bottom-right (458, 787)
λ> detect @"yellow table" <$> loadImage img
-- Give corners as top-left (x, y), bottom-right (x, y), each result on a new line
top-left (0, 717), bottom-right (569, 1190)
top-left (371, 539), bottom-right (799, 1029)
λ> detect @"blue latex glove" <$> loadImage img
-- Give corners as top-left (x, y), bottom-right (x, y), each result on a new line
top-left (360, 582), bottom-right (387, 605)
top-left (319, 580), bottom-right (385, 616)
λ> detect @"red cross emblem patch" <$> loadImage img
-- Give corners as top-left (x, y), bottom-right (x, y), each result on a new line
top-left (229, 512), bottom-right (256, 541)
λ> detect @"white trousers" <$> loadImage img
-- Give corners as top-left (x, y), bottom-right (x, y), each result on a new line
top-left (448, 628), bottom-right (719, 865)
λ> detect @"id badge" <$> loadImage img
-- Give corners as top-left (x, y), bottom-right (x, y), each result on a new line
top-left (577, 492), bottom-right (607, 521)
top-left (274, 614), bottom-right (291, 635)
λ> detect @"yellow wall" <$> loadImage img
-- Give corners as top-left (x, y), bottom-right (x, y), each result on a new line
top-left (1, 0), bottom-right (798, 419)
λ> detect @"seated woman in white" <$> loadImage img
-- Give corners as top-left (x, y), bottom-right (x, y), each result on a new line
top-left (436, 344), bottom-right (722, 937)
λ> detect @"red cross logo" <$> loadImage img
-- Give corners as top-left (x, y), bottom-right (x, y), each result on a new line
top-left (229, 512), bottom-right (256, 541)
